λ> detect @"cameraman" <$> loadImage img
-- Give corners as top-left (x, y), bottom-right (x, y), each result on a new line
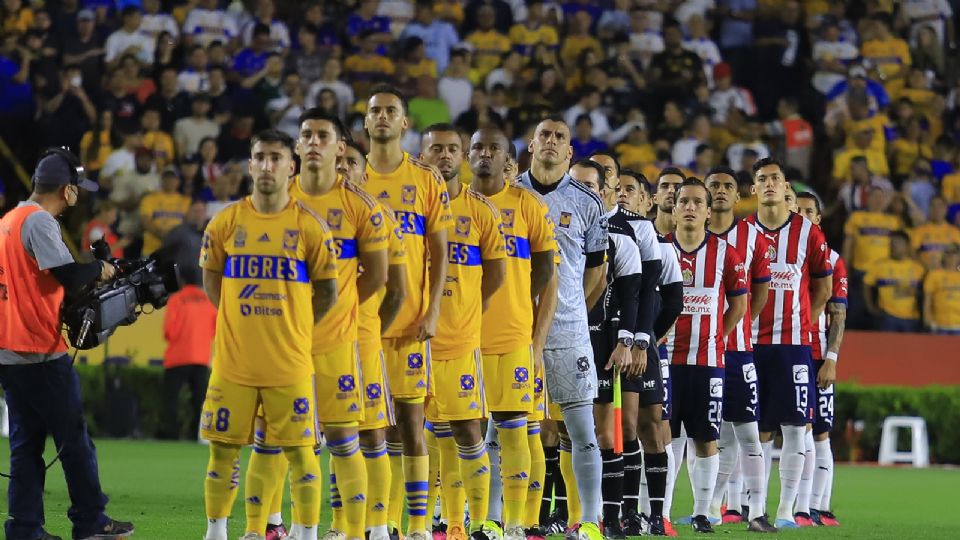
top-left (0, 149), bottom-right (135, 540)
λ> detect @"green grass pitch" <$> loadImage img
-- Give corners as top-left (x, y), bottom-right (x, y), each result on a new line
top-left (0, 439), bottom-right (956, 539)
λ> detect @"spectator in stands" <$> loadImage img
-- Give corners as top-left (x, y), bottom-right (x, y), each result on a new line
top-left (726, 115), bottom-right (770, 171)
top-left (308, 57), bottom-right (354, 119)
top-left (233, 23), bottom-right (272, 79)
top-left (825, 65), bottom-right (891, 117)
top-left (912, 196), bottom-right (960, 270)
top-left (38, 63), bottom-right (97, 151)
top-left (141, 0), bottom-right (178, 44)
top-left (286, 23), bottom-right (326, 85)
top-left (203, 171), bottom-right (238, 220)
top-left (395, 37), bottom-right (437, 96)
top-left (344, 28), bottom-right (395, 98)
top-left (485, 49), bottom-right (522, 92)
top-left (837, 156), bottom-right (895, 213)
top-left (408, 76), bottom-right (450, 132)
top-left (196, 136), bottom-right (223, 186)
top-left (649, 20), bottom-right (704, 103)
top-left (177, 45), bottom-right (209, 94)
top-left (682, 14), bottom-right (722, 87)
top-left (140, 166), bottom-right (190, 256)
top-left (183, 0), bottom-right (238, 49)
top-left (101, 68), bottom-right (140, 134)
top-left (110, 148), bottom-right (160, 257)
top-left (454, 87), bottom-right (502, 134)
top-left (628, 6), bottom-right (664, 70)
top-left (911, 25), bottom-right (948, 84)
top-left (467, 4), bottom-right (512, 80)
top-left (141, 106), bottom-right (175, 169)
top-left (765, 96), bottom-right (813, 179)
top-left (509, 0), bottom-right (558, 58)
top-left (716, 0), bottom-right (758, 83)
top-left (401, 0), bottom-right (460, 74)
top-left (61, 9), bottom-right (105, 98)
top-left (923, 244), bottom-right (960, 335)
top-left (268, 73), bottom-right (307, 139)
top-left (462, 0), bottom-right (515, 36)
top-left (614, 120), bottom-right (654, 171)
top-left (864, 230), bottom-right (925, 332)
top-left (438, 47), bottom-right (473, 120)
top-left (173, 93), bottom-right (218, 156)
top-left (890, 116), bottom-right (932, 182)
top-left (100, 127), bottom-right (144, 190)
top-left (216, 112), bottom-right (255, 164)
top-left (105, 6), bottom-right (152, 67)
top-left (565, 86), bottom-right (611, 140)
top-left (83, 199), bottom-right (129, 258)
top-left (812, 17), bottom-right (859, 96)
top-left (710, 62), bottom-right (756, 123)
top-left (146, 66), bottom-right (190, 132)
top-left (904, 159), bottom-right (939, 216)
top-left (241, 0), bottom-right (290, 52)
top-left (861, 13), bottom-right (911, 95)
top-left (833, 126), bottom-right (891, 183)
top-left (346, 0), bottom-right (392, 52)
top-left (572, 114), bottom-right (608, 161)
top-left (672, 113), bottom-right (711, 168)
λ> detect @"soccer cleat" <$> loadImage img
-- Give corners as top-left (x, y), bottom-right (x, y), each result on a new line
top-left (563, 524), bottom-right (579, 540)
top-left (774, 518), bottom-right (799, 529)
top-left (545, 511), bottom-right (567, 535)
top-left (647, 515), bottom-right (666, 536)
top-left (575, 522), bottom-right (603, 540)
top-left (746, 516), bottom-right (778, 533)
top-left (433, 522), bottom-right (448, 540)
top-left (793, 512), bottom-right (816, 527)
top-left (389, 523), bottom-right (405, 540)
top-left (663, 518), bottom-right (678, 538)
top-left (321, 529), bottom-right (347, 540)
top-left (691, 515), bottom-right (714, 533)
top-left (266, 523), bottom-right (289, 540)
top-left (814, 510), bottom-right (841, 527)
top-left (446, 524), bottom-right (468, 540)
top-left (469, 521), bottom-right (503, 540)
top-left (523, 526), bottom-right (547, 540)
top-left (408, 530), bottom-right (432, 540)
top-left (620, 509), bottom-right (646, 536)
top-left (602, 518), bottom-right (627, 540)
top-left (239, 534), bottom-right (267, 540)
top-left (503, 526), bottom-right (526, 540)
top-left (722, 510), bottom-right (743, 524)
top-left (35, 531), bottom-right (62, 540)
top-left (77, 519), bottom-right (135, 539)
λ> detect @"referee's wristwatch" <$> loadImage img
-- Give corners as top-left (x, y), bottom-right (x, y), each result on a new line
top-left (617, 336), bottom-right (634, 348)
top-left (632, 332), bottom-right (650, 350)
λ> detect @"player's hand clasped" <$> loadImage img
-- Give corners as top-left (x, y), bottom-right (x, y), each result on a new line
top-left (416, 306), bottom-right (440, 341)
top-left (606, 341), bottom-right (634, 375)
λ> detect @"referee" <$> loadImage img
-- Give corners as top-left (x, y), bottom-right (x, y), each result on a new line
top-left (0, 149), bottom-right (134, 540)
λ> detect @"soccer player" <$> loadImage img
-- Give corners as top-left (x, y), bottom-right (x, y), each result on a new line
top-left (419, 124), bottom-right (507, 540)
top-left (341, 139), bottom-right (410, 540)
top-left (663, 178), bottom-right (748, 533)
top-left (652, 169), bottom-right (684, 238)
top-left (784, 183), bottom-right (798, 213)
top-left (363, 85), bottom-right (453, 540)
top-left (516, 116), bottom-right (608, 540)
top-left (199, 129), bottom-right (338, 540)
top-left (704, 167), bottom-right (777, 533)
top-left (746, 158), bottom-right (832, 529)
top-left (796, 192), bottom-right (847, 527)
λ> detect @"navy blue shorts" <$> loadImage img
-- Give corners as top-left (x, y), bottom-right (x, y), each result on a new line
top-left (659, 344), bottom-right (672, 420)
top-left (754, 344), bottom-right (814, 432)
top-left (722, 351), bottom-right (760, 423)
top-left (813, 360), bottom-right (834, 435)
top-left (668, 364), bottom-right (724, 442)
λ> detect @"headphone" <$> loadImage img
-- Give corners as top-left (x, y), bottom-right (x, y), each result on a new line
top-left (37, 146), bottom-right (85, 186)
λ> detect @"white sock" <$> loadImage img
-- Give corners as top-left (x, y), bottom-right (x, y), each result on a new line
top-left (367, 524), bottom-right (389, 539)
top-left (686, 436), bottom-right (696, 501)
top-left (823, 449), bottom-right (835, 510)
top-left (709, 422), bottom-right (738, 519)
top-left (734, 422), bottom-right (766, 521)
top-left (795, 430), bottom-right (816, 515)
top-left (301, 524), bottom-right (319, 540)
top-left (777, 425), bottom-right (806, 521)
top-left (663, 438), bottom-right (680, 519)
top-left (205, 518), bottom-right (228, 540)
top-left (726, 455), bottom-right (742, 513)
top-left (267, 512), bottom-right (283, 526)
top-left (811, 439), bottom-right (833, 511)
top-left (640, 451), bottom-right (651, 515)
top-left (692, 453), bottom-right (720, 518)
top-left (289, 525), bottom-right (302, 537)
top-left (761, 439), bottom-right (774, 498)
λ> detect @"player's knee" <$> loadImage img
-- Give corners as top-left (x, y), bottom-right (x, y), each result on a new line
top-left (449, 419), bottom-right (482, 446)
top-left (283, 446), bottom-right (321, 478)
top-left (210, 442), bottom-right (241, 462)
top-left (814, 432), bottom-right (829, 442)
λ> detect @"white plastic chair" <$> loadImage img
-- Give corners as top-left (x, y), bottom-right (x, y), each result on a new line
top-left (878, 416), bottom-right (929, 468)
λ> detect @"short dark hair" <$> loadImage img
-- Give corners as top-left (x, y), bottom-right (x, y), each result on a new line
top-left (589, 150), bottom-right (621, 177)
top-left (675, 177), bottom-right (712, 207)
top-left (251, 129), bottom-right (295, 155)
top-left (620, 168), bottom-right (651, 195)
top-left (421, 123), bottom-right (459, 138)
top-left (695, 143), bottom-right (712, 156)
top-left (706, 165), bottom-right (738, 180)
top-left (253, 22), bottom-right (271, 37)
top-left (368, 84), bottom-right (409, 114)
top-left (796, 191), bottom-right (822, 215)
top-left (539, 113), bottom-right (567, 126)
top-left (574, 113), bottom-right (592, 126)
top-left (571, 159), bottom-right (606, 185)
top-left (657, 167), bottom-right (686, 182)
top-left (890, 230), bottom-right (910, 243)
top-left (298, 107), bottom-right (349, 140)
top-left (343, 139), bottom-right (367, 162)
top-left (751, 157), bottom-right (784, 176)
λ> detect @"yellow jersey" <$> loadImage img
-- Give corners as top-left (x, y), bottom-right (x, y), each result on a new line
top-left (466, 30), bottom-right (511, 78)
top-left (560, 35), bottom-right (603, 71)
top-left (864, 258), bottom-right (925, 319)
top-left (291, 177), bottom-right (389, 354)
top-left (139, 191), bottom-right (191, 255)
top-left (199, 198), bottom-right (338, 387)
top-left (345, 53), bottom-right (396, 81)
top-left (357, 204), bottom-right (408, 353)
top-left (832, 147), bottom-right (890, 182)
top-left (889, 138), bottom-right (932, 177)
top-left (432, 186), bottom-right (506, 359)
top-left (480, 183), bottom-right (557, 355)
top-left (615, 142), bottom-right (656, 171)
top-left (861, 38), bottom-right (911, 81)
top-left (405, 58), bottom-right (438, 79)
top-left (143, 130), bottom-right (176, 169)
top-left (911, 222), bottom-right (960, 269)
top-left (844, 211), bottom-right (902, 271)
top-left (365, 153), bottom-right (452, 337)
top-left (508, 24), bottom-right (559, 57)
top-left (843, 113), bottom-right (890, 153)
top-left (924, 269), bottom-right (960, 329)
top-left (942, 172), bottom-right (960, 204)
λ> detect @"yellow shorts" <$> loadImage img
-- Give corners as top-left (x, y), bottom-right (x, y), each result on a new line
top-left (383, 336), bottom-right (429, 399)
top-left (358, 343), bottom-right (395, 430)
top-left (427, 349), bottom-right (485, 422)
top-left (481, 346), bottom-right (535, 414)
top-left (313, 341), bottom-right (363, 425)
top-left (531, 359), bottom-right (547, 422)
top-left (548, 400), bottom-right (564, 422)
top-left (201, 370), bottom-right (317, 447)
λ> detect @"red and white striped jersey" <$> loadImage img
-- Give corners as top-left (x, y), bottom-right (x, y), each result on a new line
top-left (665, 234), bottom-right (748, 368)
top-left (746, 212), bottom-right (833, 346)
top-left (714, 219), bottom-right (771, 352)
top-left (812, 249), bottom-right (848, 360)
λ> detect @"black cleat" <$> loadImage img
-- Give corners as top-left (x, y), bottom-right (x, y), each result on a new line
top-left (603, 518), bottom-right (627, 540)
top-left (77, 519), bottom-right (135, 539)
top-left (524, 526), bottom-right (548, 540)
top-left (747, 516), bottom-right (778, 533)
top-left (621, 509), bottom-right (646, 536)
top-left (545, 511), bottom-right (568, 535)
top-left (35, 531), bottom-right (62, 540)
top-left (647, 515), bottom-right (666, 536)
top-left (691, 515), bottom-right (714, 533)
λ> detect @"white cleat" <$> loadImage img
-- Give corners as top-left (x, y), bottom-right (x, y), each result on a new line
top-left (320, 530), bottom-right (347, 540)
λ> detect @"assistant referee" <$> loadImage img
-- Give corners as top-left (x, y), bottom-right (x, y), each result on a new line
top-left (0, 149), bottom-right (134, 540)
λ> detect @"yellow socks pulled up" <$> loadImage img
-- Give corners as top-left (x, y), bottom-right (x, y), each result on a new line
top-left (496, 417), bottom-right (531, 529)
top-left (361, 439), bottom-right (392, 535)
top-left (328, 433), bottom-right (368, 539)
top-left (205, 443), bottom-right (242, 520)
top-left (404, 453), bottom-right (430, 532)
top-left (425, 423), bottom-right (443, 526)
top-left (525, 421), bottom-right (546, 527)
top-left (559, 435), bottom-right (581, 525)
top-left (387, 440), bottom-right (405, 531)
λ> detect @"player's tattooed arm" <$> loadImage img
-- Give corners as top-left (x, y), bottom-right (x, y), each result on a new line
top-left (202, 269), bottom-right (223, 309)
top-left (379, 262), bottom-right (407, 334)
top-left (750, 281), bottom-right (769, 321)
top-left (810, 275), bottom-right (832, 322)
top-left (820, 303), bottom-right (846, 389)
top-left (529, 250), bottom-right (555, 299)
top-left (312, 278), bottom-right (338, 321)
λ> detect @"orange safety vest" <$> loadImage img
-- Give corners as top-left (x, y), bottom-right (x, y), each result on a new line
top-left (0, 205), bottom-right (68, 354)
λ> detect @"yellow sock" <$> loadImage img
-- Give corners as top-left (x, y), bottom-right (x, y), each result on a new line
top-left (245, 445), bottom-right (286, 535)
top-left (362, 440), bottom-right (392, 532)
top-left (205, 443), bottom-right (242, 519)
top-left (328, 432), bottom-right (368, 539)
top-left (425, 423), bottom-right (443, 526)
top-left (455, 437), bottom-right (489, 530)
top-left (270, 449), bottom-right (288, 518)
top-left (387, 440), bottom-right (405, 531)
top-left (330, 453), bottom-right (345, 532)
top-left (559, 436), bottom-right (581, 525)
top-left (496, 418), bottom-right (531, 528)
top-left (434, 425), bottom-right (462, 526)
top-left (285, 446), bottom-right (322, 528)
top-left (525, 422), bottom-right (546, 527)
top-left (403, 454), bottom-right (430, 532)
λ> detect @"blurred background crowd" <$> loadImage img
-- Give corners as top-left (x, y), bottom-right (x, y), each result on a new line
top-left (1, 0), bottom-right (959, 336)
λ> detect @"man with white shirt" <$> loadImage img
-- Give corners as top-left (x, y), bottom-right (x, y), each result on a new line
top-left (811, 20), bottom-right (859, 95)
top-left (726, 117), bottom-right (770, 172)
top-left (628, 8), bottom-right (664, 69)
top-left (105, 6), bottom-right (154, 66)
top-left (709, 63), bottom-right (756, 123)
top-left (564, 87), bottom-right (611, 141)
top-left (400, 0), bottom-right (460, 73)
top-left (174, 94), bottom-right (220, 157)
top-left (438, 48), bottom-right (473, 121)
top-left (900, 0), bottom-right (955, 46)
top-left (141, 0), bottom-right (179, 42)
top-left (240, 0), bottom-right (291, 52)
top-left (183, 0), bottom-right (238, 49)
top-left (683, 14), bottom-right (722, 87)
top-left (307, 58), bottom-right (355, 119)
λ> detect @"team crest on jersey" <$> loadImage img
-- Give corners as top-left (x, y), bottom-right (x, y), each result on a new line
top-left (326, 209), bottom-right (343, 230)
top-left (283, 229), bottom-right (299, 250)
top-left (293, 398), bottom-right (309, 415)
top-left (682, 268), bottom-right (694, 286)
top-left (401, 185), bottom-right (417, 205)
top-left (234, 226), bottom-right (247, 248)
top-left (514, 367), bottom-right (529, 383)
top-left (366, 383), bottom-right (382, 400)
top-left (709, 378), bottom-right (723, 398)
top-left (407, 353), bottom-right (424, 369)
top-left (460, 374), bottom-right (475, 391)
top-left (559, 212), bottom-right (572, 228)
top-left (576, 357), bottom-right (590, 372)
top-left (766, 245), bottom-right (777, 261)
top-left (338, 375), bottom-right (356, 392)
top-left (455, 216), bottom-right (472, 237)
top-left (534, 377), bottom-right (543, 393)
top-left (370, 212), bottom-right (383, 227)
top-left (502, 209), bottom-right (515, 228)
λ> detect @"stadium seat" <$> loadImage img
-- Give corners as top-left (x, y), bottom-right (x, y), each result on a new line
top-left (878, 416), bottom-right (929, 468)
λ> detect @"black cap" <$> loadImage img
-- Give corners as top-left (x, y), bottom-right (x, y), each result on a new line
top-left (32, 150), bottom-right (99, 192)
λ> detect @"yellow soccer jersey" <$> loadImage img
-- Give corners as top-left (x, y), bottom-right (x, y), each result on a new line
top-left (861, 38), bottom-right (911, 81)
top-left (911, 222), bottom-right (960, 269)
top-left (508, 23), bottom-right (559, 57)
top-left (365, 153), bottom-right (452, 338)
top-left (466, 29), bottom-right (511, 78)
top-left (481, 183), bottom-right (557, 355)
top-left (864, 258), bottom-right (926, 320)
top-left (291, 177), bottom-right (389, 354)
top-left (140, 191), bottom-right (191, 255)
top-left (432, 187), bottom-right (506, 360)
top-left (943, 172), bottom-right (960, 204)
top-left (844, 211), bottom-right (902, 271)
top-left (199, 198), bottom-right (338, 387)
top-left (924, 269), bottom-right (960, 329)
top-left (357, 202), bottom-right (408, 351)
